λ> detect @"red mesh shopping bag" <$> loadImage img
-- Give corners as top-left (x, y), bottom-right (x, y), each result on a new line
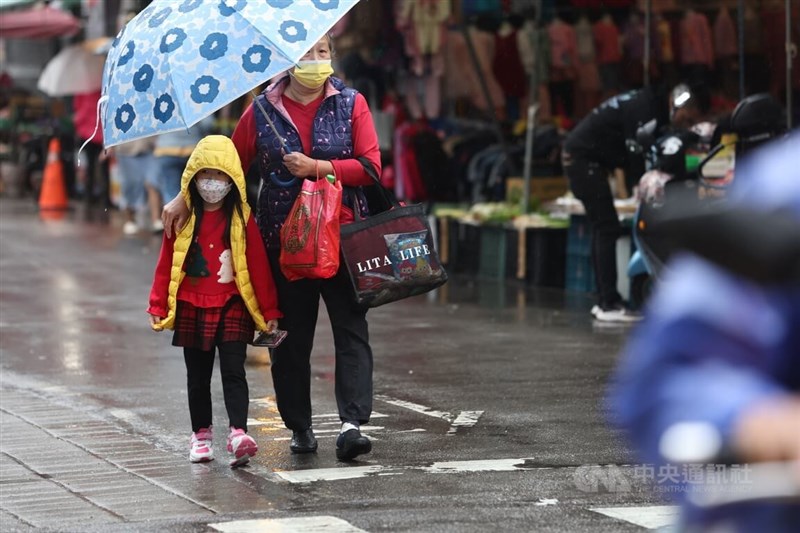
top-left (279, 176), bottom-right (342, 281)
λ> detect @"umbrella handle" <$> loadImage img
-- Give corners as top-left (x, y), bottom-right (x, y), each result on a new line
top-left (269, 171), bottom-right (299, 188)
top-left (251, 90), bottom-right (299, 187)
top-left (251, 90), bottom-right (291, 154)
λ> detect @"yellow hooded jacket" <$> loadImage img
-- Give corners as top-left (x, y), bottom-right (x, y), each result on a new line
top-left (153, 135), bottom-right (268, 332)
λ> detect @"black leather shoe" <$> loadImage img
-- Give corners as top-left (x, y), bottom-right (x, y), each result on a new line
top-left (290, 428), bottom-right (318, 454)
top-left (335, 429), bottom-right (372, 461)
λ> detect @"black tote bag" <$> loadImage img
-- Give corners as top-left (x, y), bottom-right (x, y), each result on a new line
top-left (339, 160), bottom-right (448, 308)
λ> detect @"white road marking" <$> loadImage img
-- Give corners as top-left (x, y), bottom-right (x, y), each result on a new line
top-left (589, 505), bottom-right (679, 529)
top-left (534, 498), bottom-right (559, 506)
top-left (375, 395), bottom-right (484, 435)
top-left (422, 458), bottom-right (534, 474)
top-left (274, 465), bottom-right (395, 483)
top-left (277, 458), bottom-right (540, 483)
top-left (375, 395), bottom-right (452, 421)
top-left (446, 410), bottom-right (484, 435)
top-left (209, 516), bottom-right (368, 533)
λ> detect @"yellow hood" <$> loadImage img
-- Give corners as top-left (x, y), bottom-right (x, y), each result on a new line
top-left (180, 135), bottom-right (248, 205)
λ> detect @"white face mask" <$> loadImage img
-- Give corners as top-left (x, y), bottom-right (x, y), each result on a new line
top-left (196, 178), bottom-right (232, 204)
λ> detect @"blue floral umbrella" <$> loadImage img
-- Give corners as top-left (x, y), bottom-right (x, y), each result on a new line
top-left (100, 0), bottom-right (358, 148)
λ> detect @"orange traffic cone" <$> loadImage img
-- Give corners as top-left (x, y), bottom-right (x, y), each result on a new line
top-left (38, 137), bottom-right (69, 211)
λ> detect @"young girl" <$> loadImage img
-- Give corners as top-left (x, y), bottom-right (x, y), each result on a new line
top-left (147, 135), bottom-right (281, 467)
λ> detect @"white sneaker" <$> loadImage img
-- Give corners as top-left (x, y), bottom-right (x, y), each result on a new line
top-left (151, 219), bottom-right (164, 233)
top-left (189, 427), bottom-right (214, 463)
top-left (593, 305), bottom-right (643, 323)
top-left (122, 221), bottom-right (140, 236)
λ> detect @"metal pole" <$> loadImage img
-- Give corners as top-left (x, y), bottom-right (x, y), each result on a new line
top-left (521, 6), bottom-right (543, 214)
top-left (738, 0), bottom-right (746, 100)
top-left (644, 0), bottom-right (652, 87)
top-left (787, 0), bottom-right (793, 130)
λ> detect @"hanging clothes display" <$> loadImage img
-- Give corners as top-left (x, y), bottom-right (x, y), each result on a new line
top-left (593, 14), bottom-right (621, 97)
top-left (397, 0), bottom-right (451, 120)
top-left (517, 15), bottom-right (551, 121)
top-left (679, 9), bottom-right (714, 87)
top-left (621, 11), bottom-right (646, 88)
top-left (654, 12), bottom-right (678, 88)
top-left (547, 15), bottom-right (579, 119)
top-left (575, 14), bottom-right (600, 117)
top-left (714, 7), bottom-right (738, 98)
top-left (493, 19), bottom-right (528, 121)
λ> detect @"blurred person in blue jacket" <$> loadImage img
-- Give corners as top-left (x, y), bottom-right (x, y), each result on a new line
top-left (609, 132), bottom-right (800, 532)
top-left (153, 116), bottom-right (215, 206)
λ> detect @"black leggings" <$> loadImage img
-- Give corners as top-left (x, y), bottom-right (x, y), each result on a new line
top-left (183, 341), bottom-right (249, 433)
top-left (563, 154), bottom-right (624, 309)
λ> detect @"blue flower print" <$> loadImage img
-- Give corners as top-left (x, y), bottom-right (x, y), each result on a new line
top-left (266, 0), bottom-right (293, 7)
top-left (200, 33), bottom-right (228, 61)
top-left (148, 7), bottom-right (171, 28)
top-left (178, 0), bottom-right (203, 13)
top-left (153, 94), bottom-right (176, 123)
top-left (117, 41), bottom-right (135, 67)
top-left (241, 45), bottom-right (272, 73)
top-left (132, 64), bottom-right (154, 92)
top-left (218, 0), bottom-right (246, 17)
top-left (190, 76), bottom-right (220, 104)
top-left (160, 28), bottom-right (187, 54)
top-left (279, 20), bottom-right (307, 44)
top-left (312, 0), bottom-right (339, 11)
top-left (114, 104), bottom-right (135, 133)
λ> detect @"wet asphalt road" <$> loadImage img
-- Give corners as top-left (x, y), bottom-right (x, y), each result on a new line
top-left (0, 199), bottom-right (670, 532)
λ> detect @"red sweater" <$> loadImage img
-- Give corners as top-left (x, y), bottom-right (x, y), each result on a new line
top-left (148, 209), bottom-right (281, 320)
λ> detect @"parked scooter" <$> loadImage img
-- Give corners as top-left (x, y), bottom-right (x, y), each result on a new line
top-left (627, 93), bottom-right (786, 309)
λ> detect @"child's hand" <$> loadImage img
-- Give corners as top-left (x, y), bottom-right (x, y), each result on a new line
top-left (149, 314), bottom-right (164, 329)
top-left (265, 319), bottom-right (279, 333)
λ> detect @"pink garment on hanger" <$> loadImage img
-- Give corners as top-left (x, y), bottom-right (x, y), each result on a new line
top-left (680, 11), bottom-right (714, 67)
top-left (593, 19), bottom-right (621, 64)
top-left (445, 28), bottom-right (505, 113)
top-left (548, 19), bottom-right (578, 70)
top-left (713, 9), bottom-right (737, 58)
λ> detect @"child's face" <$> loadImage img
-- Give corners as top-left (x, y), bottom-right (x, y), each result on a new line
top-left (195, 168), bottom-right (233, 207)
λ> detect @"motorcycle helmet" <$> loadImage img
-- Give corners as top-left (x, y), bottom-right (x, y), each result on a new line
top-left (730, 93), bottom-right (785, 154)
top-left (669, 82), bottom-right (711, 127)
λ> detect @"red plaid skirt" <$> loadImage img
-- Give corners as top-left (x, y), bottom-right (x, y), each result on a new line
top-left (172, 296), bottom-right (255, 351)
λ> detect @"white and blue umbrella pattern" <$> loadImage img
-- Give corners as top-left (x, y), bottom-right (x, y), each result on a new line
top-left (101, 0), bottom-right (358, 148)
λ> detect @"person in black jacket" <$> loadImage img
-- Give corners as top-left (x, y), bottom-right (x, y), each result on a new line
top-left (562, 83), bottom-right (709, 322)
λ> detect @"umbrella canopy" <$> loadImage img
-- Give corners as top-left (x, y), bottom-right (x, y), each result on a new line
top-left (0, 5), bottom-right (80, 39)
top-left (37, 44), bottom-right (105, 97)
top-left (101, 0), bottom-right (359, 148)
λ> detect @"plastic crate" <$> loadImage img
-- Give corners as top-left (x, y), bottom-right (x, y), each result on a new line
top-left (567, 214), bottom-right (593, 256)
top-left (478, 225), bottom-right (508, 279)
top-left (565, 250), bottom-right (596, 293)
top-left (524, 228), bottom-right (567, 288)
top-left (451, 221), bottom-right (481, 275)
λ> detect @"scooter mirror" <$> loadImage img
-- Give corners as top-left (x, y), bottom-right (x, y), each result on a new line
top-left (697, 142), bottom-right (735, 180)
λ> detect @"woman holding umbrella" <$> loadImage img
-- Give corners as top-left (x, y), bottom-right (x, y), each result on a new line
top-left (162, 34), bottom-right (382, 462)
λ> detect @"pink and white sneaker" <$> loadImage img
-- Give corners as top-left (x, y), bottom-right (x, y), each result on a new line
top-left (227, 427), bottom-right (257, 467)
top-left (189, 427), bottom-right (214, 463)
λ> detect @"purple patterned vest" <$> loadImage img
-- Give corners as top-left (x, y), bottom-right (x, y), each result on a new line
top-left (254, 76), bottom-right (368, 250)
